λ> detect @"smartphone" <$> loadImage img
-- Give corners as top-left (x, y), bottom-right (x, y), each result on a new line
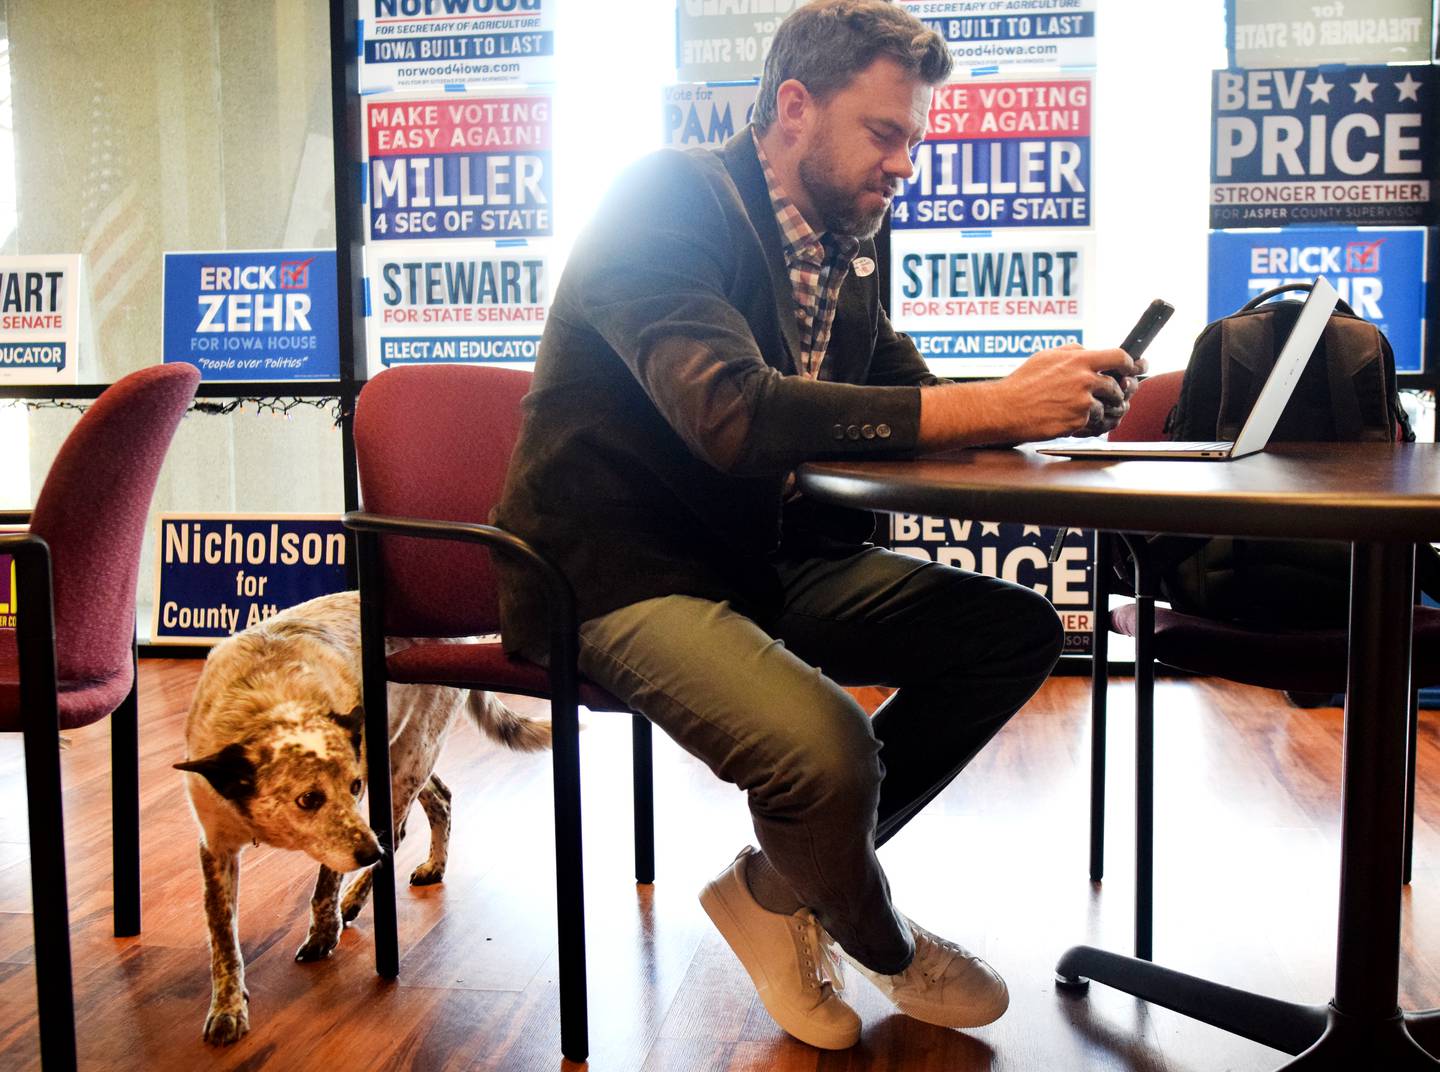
top-left (1118, 299), bottom-right (1175, 364)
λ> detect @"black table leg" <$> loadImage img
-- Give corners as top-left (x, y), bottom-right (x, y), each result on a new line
top-left (1058, 541), bottom-right (1440, 1069)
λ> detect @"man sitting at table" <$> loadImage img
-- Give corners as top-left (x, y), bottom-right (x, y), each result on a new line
top-left (495, 0), bottom-right (1138, 1050)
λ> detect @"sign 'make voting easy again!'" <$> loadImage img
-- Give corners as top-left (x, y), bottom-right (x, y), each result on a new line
top-left (1210, 66), bottom-right (1436, 228)
top-left (894, 76), bottom-right (1092, 230)
top-left (1208, 227), bottom-right (1430, 373)
top-left (366, 95), bottom-right (553, 241)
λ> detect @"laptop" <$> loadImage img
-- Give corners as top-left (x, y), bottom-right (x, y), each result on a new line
top-left (1036, 276), bottom-right (1340, 460)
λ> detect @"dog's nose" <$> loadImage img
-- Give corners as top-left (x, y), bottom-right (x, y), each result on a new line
top-left (354, 843), bottom-right (383, 868)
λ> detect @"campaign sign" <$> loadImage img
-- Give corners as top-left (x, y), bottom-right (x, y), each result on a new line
top-left (677, 0), bottom-right (797, 82)
top-left (367, 95), bottom-right (552, 242)
top-left (1232, 0), bottom-right (1433, 68)
top-left (360, 0), bottom-right (555, 92)
top-left (365, 241), bottom-right (547, 375)
top-left (152, 515), bottom-right (349, 644)
top-left (0, 255), bottom-right (81, 386)
top-left (890, 229), bottom-right (1092, 378)
top-left (894, 76), bottom-right (1092, 230)
top-left (162, 251), bottom-right (339, 381)
top-left (0, 555), bottom-right (15, 630)
top-left (663, 83), bottom-right (758, 149)
top-left (899, 1), bottom-right (1097, 70)
top-left (889, 516), bottom-right (1094, 655)
top-left (1208, 227), bottom-right (1429, 373)
top-left (1210, 66), bottom-right (1436, 228)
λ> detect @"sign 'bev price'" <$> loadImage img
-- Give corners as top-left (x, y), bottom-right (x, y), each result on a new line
top-left (1210, 66), bottom-right (1435, 227)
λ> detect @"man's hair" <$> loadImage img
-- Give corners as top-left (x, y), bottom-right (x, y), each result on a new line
top-left (751, 0), bottom-right (953, 132)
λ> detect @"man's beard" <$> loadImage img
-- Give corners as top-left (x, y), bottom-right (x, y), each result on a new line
top-left (797, 143), bottom-right (894, 239)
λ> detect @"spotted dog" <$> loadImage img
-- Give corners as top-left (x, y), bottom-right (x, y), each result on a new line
top-left (177, 590), bottom-right (549, 1046)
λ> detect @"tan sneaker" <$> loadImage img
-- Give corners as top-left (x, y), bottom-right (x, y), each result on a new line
top-left (698, 848), bottom-right (861, 1050)
top-left (843, 915), bottom-right (1008, 1029)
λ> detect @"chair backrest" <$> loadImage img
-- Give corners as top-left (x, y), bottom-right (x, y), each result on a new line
top-left (1110, 371), bottom-right (1184, 442)
top-left (352, 364), bottom-right (531, 636)
top-left (28, 363), bottom-right (199, 691)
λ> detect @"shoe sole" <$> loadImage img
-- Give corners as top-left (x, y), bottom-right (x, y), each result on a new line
top-left (699, 882), bottom-right (861, 1050)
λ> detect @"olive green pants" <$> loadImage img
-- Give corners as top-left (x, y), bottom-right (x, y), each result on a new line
top-left (578, 546), bottom-right (1064, 973)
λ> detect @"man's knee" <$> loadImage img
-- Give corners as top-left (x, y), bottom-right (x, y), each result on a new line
top-left (1006, 582), bottom-right (1066, 679)
top-left (745, 708), bottom-right (881, 824)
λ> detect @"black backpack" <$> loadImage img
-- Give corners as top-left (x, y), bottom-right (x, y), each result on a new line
top-left (1126, 282), bottom-right (1421, 627)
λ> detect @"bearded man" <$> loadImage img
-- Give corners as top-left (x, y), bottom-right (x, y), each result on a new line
top-left (495, 0), bottom-right (1137, 1049)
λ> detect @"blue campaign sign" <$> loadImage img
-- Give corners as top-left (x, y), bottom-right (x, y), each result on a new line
top-left (152, 515), bottom-right (350, 643)
top-left (909, 329), bottom-right (1084, 360)
top-left (1208, 227), bottom-right (1429, 372)
top-left (162, 251), bottom-right (340, 380)
top-left (1210, 66), bottom-right (1437, 227)
top-left (379, 334), bottom-right (540, 364)
top-left (900, 1), bottom-right (1098, 69)
top-left (887, 516), bottom-right (1094, 654)
top-left (360, 0), bottom-right (557, 91)
top-left (894, 78), bottom-right (1092, 229)
top-left (0, 554), bottom-right (15, 629)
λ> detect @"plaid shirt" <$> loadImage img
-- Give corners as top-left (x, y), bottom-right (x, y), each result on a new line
top-left (753, 132), bottom-right (859, 380)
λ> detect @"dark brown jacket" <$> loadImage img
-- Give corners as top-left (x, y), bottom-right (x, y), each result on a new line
top-left (494, 129), bottom-right (941, 657)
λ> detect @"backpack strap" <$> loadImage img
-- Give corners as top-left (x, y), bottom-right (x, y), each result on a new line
top-left (1241, 281), bottom-right (1357, 318)
top-left (1321, 321), bottom-right (1366, 441)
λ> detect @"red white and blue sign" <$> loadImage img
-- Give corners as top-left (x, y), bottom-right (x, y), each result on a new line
top-left (1210, 66), bottom-right (1436, 227)
top-left (899, 1), bottom-right (1098, 70)
top-left (151, 515), bottom-right (349, 644)
top-left (162, 250), bottom-right (339, 381)
top-left (888, 516), bottom-right (1095, 654)
top-left (894, 76), bottom-right (1092, 229)
top-left (360, 0), bottom-right (556, 92)
top-left (890, 229), bottom-right (1093, 378)
top-left (364, 242), bottom-right (547, 374)
top-left (1208, 227), bottom-right (1429, 373)
top-left (366, 95), bottom-right (552, 241)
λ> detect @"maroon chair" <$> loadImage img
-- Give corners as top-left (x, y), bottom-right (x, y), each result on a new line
top-left (0, 362), bottom-right (199, 1072)
top-left (343, 364), bottom-right (652, 1064)
top-left (1089, 371), bottom-right (1434, 968)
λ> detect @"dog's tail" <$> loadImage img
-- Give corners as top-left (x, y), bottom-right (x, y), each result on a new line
top-left (468, 690), bottom-right (552, 752)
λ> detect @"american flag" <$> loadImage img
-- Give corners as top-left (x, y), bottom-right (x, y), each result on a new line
top-left (78, 77), bottom-right (151, 363)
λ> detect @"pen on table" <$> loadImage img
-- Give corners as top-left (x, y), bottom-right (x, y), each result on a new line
top-left (1047, 528), bottom-right (1068, 564)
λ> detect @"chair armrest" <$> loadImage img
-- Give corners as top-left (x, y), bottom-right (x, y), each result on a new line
top-left (0, 509), bottom-right (32, 525)
top-left (340, 510), bottom-right (577, 639)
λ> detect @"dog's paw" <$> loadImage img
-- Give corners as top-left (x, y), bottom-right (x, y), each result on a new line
top-left (409, 861), bottom-right (446, 886)
top-left (294, 930), bottom-right (340, 962)
top-left (203, 1004), bottom-right (250, 1046)
top-left (340, 873), bottom-right (374, 923)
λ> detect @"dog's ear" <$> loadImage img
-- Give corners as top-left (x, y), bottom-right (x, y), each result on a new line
top-left (332, 705), bottom-right (364, 757)
top-left (175, 744), bottom-right (257, 804)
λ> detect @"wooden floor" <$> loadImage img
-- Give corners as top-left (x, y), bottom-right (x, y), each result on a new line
top-left (1, 661), bottom-right (1438, 1071)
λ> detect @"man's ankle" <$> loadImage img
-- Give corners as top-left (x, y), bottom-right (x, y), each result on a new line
top-left (744, 850), bottom-right (804, 915)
